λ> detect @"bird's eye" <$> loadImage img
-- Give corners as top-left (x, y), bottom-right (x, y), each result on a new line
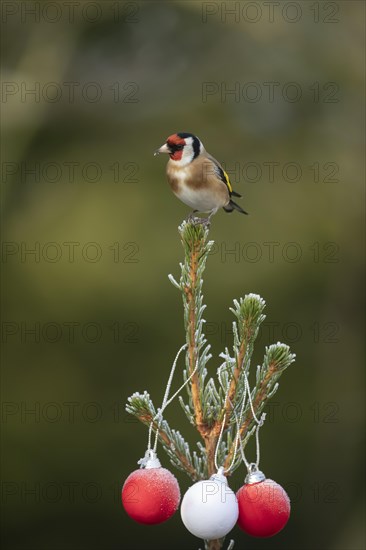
top-left (175, 144), bottom-right (184, 150)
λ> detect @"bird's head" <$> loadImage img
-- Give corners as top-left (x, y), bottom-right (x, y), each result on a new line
top-left (154, 133), bottom-right (203, 165)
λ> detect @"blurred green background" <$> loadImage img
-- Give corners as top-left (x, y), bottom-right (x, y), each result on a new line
top-left (1, 1), bottom-right (365, 549)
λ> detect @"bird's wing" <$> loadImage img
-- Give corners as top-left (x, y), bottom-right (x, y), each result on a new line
top-left (204, 153), bottom-right (240, 197)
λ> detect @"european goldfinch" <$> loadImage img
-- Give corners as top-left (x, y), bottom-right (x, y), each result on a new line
top-left (154, 132), bottom-right (248, 218)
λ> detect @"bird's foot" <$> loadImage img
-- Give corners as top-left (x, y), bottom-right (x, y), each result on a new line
top-left (185, 211), bottom-right (202, 225)
top-left (200, 217), bottom-right (211, 227)
top-left (185, 215), bottom-right (210, 227)
top-left (185, 211), bottom-right (212, 227)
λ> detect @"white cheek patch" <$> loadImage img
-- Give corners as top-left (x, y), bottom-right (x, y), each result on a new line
top-left (174, 136), bottom-right (194, 167)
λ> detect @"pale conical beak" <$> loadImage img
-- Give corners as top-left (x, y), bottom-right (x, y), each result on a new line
top-left (154, 143), bottom-right (171, 156)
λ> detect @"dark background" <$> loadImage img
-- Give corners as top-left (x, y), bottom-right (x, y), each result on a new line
top-left (1, 1), bottom-right (365, 549)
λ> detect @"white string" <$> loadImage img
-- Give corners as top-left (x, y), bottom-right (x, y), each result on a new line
top-left (254, 415), bottom-right (265, 466)
top-left (214, 371), bottom-right (248, 473)
top-left (214, 370), bottom-right (266, 474)
top-left (153, 361), bottom-right (199, 452)
top-left (214, 374), bottom-right (231, 472)
top-left (226, 386), bottom-right (248, 472)
top-left (243, 372), bottom-right (261, 424)
top-left (214, 414), bottom-right (227, 472)
top-left (147, 344), bottom-right (198, 453)
top-left (237, 373), bottom-right (266, 471)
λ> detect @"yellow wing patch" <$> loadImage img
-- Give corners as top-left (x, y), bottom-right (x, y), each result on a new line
top-left (223, 169), bottom-right (233, 193)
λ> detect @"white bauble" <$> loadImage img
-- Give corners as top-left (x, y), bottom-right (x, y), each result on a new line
top-left (181, 472), bottom-right (239, 539)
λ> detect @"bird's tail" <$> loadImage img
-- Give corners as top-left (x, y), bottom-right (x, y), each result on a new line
top-left (223, 199), bottom-right (248, 215)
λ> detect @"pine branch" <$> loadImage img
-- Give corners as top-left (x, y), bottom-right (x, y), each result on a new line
top-left (223, 343), bottom-right (295, 471)
top-left (212, 294), bottom-right (267, 437)
top-left (173, 220), bottom-right (229, 475)
top-left (174, 221), bottom-right (214, 438)
top-left (126, 391), bottom-right (201, 480)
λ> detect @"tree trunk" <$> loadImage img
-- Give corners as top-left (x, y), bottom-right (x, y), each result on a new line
top-left (206, 539), bottom-right (222, 550)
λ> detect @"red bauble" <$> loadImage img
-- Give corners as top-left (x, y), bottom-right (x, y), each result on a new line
top-left (122, 461), bottom-right (180, 525)
top-left (237, 470), bottom-right (290, 538)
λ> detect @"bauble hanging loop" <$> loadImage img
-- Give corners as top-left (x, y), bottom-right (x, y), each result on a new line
top-left (180, 467), bottom-right (239, 540)
top-left (245, 462), bottom-right (266, 484)
top-left (122, 345), bottom-right (193, 526)
top-left (237, 466), bottom-right (290, 538)
top-left (122, 450), bottom-right (180, 525)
